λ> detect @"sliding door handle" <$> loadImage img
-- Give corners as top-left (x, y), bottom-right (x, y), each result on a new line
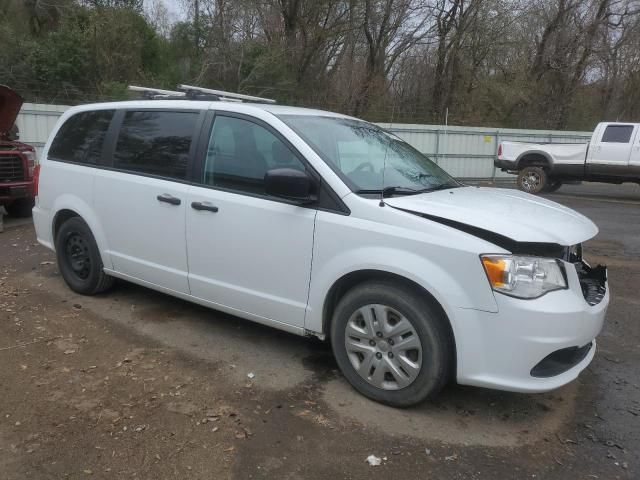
top-left (157, 194), bottom-right (181, 206)
top-left (191, 201), bottom-right (219, 213)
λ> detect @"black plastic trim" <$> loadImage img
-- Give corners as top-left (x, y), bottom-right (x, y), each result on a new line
top-left (531, 343), bottom-right (593, 378)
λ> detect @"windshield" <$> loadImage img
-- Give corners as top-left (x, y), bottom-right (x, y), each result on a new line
top-left (278, 115), bottom-right (459, 194)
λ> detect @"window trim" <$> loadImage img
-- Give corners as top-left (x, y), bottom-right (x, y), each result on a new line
top-left (191, 110), bottom-right (350, 215)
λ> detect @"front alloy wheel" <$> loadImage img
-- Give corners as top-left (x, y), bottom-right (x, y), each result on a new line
top-left (330, 281), bottom-right (452, 407)
top-left (344, 304), bottom-right (422, 390)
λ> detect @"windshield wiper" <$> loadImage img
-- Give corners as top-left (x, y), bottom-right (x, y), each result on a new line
top-left (355, 186), bottom-right (419, 198)
top-left (356, 183), bottom-right (462, 199)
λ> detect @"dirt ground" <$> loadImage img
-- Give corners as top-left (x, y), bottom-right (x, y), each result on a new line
top-left (0, 183), bottom-right (639, 479)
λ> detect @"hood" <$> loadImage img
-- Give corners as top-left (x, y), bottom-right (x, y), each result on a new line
top-left (384, 186), bottom-right (598, 247)
top-left (0, 85), bottom-right (23, 139)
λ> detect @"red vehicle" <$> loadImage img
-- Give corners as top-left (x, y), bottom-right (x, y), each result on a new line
top-left (0, 85), bottom-right (37, 217)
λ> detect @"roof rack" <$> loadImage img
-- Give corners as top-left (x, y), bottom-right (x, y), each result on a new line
top-left (128, 84), bottom-right (277, 104)
top-left (127, 85), bottom-right (186, 99)
top-left (178, 84), bottom-right (277, 104)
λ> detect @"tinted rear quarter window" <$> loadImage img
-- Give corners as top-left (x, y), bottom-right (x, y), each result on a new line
top-left (49, 110), bottom-right (114, 164)
top-left (601, 125), bottom-right (634, 143)
top-left (113, 110), bottom-right (198, 180)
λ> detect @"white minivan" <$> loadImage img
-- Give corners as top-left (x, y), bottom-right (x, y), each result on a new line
top-left (33, 89), bottom-right (609, 406)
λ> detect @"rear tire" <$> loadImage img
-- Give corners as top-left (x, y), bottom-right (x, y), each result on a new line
top-left (517, 166), bottom-right (548, 194)
top-left (543, 180), bottom-right (562, 193)
top-left (330, 281), bottom-right (453, 407)
top-left (5, 198), bottom-right (34, 218)
top-left (55, 217), bottom-right (114, 295)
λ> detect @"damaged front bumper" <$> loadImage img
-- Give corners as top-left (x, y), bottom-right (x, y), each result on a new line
top-left (453, 256), bottom-right (609, 393)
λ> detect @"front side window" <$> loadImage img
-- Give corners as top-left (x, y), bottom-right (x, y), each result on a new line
top-left (601, 125), bottom-right (634, 143)
top-left (278, 115), bottom-right (458, 195)
top-left (113, 110), bottom-right (198, 180)
top-left (49, 110), bottom-right (114, 164)
top-left (203, 115), bottom-right (305, 195)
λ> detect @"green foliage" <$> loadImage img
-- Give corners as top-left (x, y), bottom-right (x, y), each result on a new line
top-left (31, 17), bottom-right (93, 87)
top-left (0, 0), bottom-right (638, 128)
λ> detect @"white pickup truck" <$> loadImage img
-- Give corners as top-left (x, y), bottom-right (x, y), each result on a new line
top-left (495, 122), bottom-right (640, 193)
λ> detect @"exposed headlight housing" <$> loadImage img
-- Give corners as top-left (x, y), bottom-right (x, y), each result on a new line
top-left (481, 255), bottom-right (567, 299)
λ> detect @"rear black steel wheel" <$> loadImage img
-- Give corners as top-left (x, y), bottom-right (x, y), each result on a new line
top-left (55, 217), bottom-right (114, 295)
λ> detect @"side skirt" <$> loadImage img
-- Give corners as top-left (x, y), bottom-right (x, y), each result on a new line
top-left (103, 268), bottom-right (307, 337)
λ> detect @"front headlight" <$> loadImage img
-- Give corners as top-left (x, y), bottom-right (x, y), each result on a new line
top-left (481, 254), bottom-right (567, 299)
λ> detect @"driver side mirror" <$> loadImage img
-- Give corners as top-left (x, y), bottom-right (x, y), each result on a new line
top-left (264, 168), bottom-right (316, 203)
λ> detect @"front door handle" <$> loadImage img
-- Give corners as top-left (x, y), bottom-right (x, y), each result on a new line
top-left (157, 194), bottom-right (181, 206)
top-left (191, 201), bottom-right (219, 213)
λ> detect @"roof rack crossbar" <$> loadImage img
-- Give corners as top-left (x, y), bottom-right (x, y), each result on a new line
top-left (127, 85), bottom-right (186, 99)
top-left (178, 84), bottom-right (276, 104)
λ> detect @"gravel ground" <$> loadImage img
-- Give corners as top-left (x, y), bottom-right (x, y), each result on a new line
top-left (0, 183), bottom-right (638, 479)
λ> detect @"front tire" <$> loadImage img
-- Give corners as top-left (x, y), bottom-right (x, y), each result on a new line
top-left (6, 198), bottom-right (34, 218)
top-left (330, 281), bottom-right (453, 407)
top-left (517, 166), bottom-right (548, 194)
top-left (55, 217), bottom-right (114, 295)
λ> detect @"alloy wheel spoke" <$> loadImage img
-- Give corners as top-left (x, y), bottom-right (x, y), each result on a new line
top-left (345, 335), bottom-right (375, 355)
top-left (357, 351), bottom-right (379, 377)
top-left (384, 317), bottom-right (413, 339)
top-left (384, 357), bottom-right (412, 389)
top-left (369, 357), bottom-right (387, 385)
top-left (357, 306), bottom-right (378, 337)
top-left (395, 353), bottom-right (421, 378)
top-left (392, 333), bottom-right (421, 353)
top-left (345, 320), bottom-right (371, 341)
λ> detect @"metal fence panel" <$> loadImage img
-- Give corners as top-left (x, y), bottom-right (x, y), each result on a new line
top-left (16, 103), bottom-right (592, 180)
top-left (377, 123), bottom-right (592, 180)
top-left (15, 103), bottom-right (70, 159)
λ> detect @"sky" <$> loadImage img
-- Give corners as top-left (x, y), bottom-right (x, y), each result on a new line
top-left (144, 0), bottom-right (187, 25)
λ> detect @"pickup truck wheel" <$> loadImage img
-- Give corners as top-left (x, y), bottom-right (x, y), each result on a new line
top-left (517, 166), bottom-right (547, 194)
top-left (5, 198), bottom-right (34, 218)
top-left (330, 281), bottom-right (452, 407)
top-left (55, 217), bottom-right (114, 295)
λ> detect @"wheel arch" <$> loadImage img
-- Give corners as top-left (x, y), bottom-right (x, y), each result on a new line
top-left (53, 208), bottom-right (81, 240)
top-left (321, 269), bottom-right (457, 374)
top-left (50, 195), bottom-right (112, 269)
top-left (516, 151), bottom-right (553, 170)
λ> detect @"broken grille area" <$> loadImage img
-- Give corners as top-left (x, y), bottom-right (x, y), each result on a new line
top-left (575, 262), bottom-right (607, 306)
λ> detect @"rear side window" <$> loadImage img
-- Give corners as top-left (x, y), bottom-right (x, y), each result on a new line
top-left (113, 110), bottom-right (198, 180)
top-left (601, 125), bottom-right (634, 143)
top-left (49, 110), bottom-right (114, 164)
